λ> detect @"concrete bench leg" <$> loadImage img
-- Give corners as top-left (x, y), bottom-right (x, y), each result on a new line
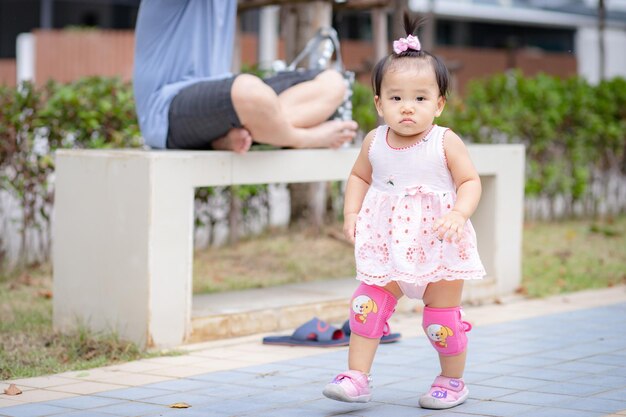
top-left (53, 153), bottom-right (195, 348)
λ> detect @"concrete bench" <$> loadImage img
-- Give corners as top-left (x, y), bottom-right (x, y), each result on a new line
top-left (53, 145), bottom-right (525, 348)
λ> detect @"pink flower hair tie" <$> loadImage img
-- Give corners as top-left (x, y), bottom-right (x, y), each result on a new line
top-left (393, 34), bottom-right (421, 54)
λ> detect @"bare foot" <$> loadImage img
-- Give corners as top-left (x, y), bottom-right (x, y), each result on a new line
top-left (302, 120), bottom-right (358, 149)
top-left (212, 128), bottom-right (252, 154)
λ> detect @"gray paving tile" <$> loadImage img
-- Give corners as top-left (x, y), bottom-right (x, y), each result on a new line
top-left (91, 402), bottom-right (166, 417)
top-left (468, 384), bottom-right (517, 400)
top-left (455, 399), bottom-right (538, 416)
top-left (366, 372), bottom-right (413, 387)
top-left (46, 395), bottom-right (122, 410)
top-left (467, 351), bottom-right (518, 364)
top-left (144, 406), bottom-right (231, 417)
top-left (304, 398), bottom-right (372, 413)
top-left (477, 375), bottom-right (549, 390)
top-left (235, 362), bottom-right (304, 374)
top-left (342, 403), bottom-right (432, 417)
top-left (245, 406), bottom-right (330, 417)
top-left (140, 392), bottom-right (215, 406)
top-left (553, 396), bottom-right (626, 414)
top-left (141, 378), bottom-right (214, 392)
top-left (379, 377), bottom-right (431, 393)
top-left (475, 363), bottom-right (530, 375)
top-left (539, 348), bottom-right (605, 361)
top-left (509, 367), bottom-right (584, 381)
top-left (0, 403), bottom-right (60, 417)
top-left (94, 386), bottom-right (175, 400)
top-left (498, 355), bottom-right (564, 368)
top-left (606, 366), bottom-right (626, 377)
top-left (247, 385), bottom-right (320, 405)
top-left (282, 365), bottom-right (338, 381)
top-left (234, 374), bottom-right (306, 390)
top-left (546, 361), bottom-right (621, 374)
top-left (515, 407), bottom-right (605, 417)
top-left (592, 387), bottom-right (626, 401)
top-left (370, 387), bottom-right (419, 404)
top-left (429, 413), bottom-right (510, 417)
top-left (207, 398), bottom-right (275, 415)
top-left (462, 370), bottom-right (501, 383)
top-left (186, 369), bottom-right (259, 384)
top-left (56, 412), bottom-right (123, 417)
top-left (569, 373), bottom-right (626, 388)
top-left (383, 393), bottom-right (422, 407)
top-left (529, 381), bottom-right (609, 396)
top-left (187, 383), bottom-right (270, 399)
top-left (0, 403), bottom-right (71, 417)
top-left (497, 391), bottom-right (574, 406)
top-left (579, 354), bottom-right (626, 366)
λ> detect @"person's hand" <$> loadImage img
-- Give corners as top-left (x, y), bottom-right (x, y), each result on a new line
top-left (433, 210), bottom-right (467, 243)
top-left (343, 213), bottom-right (358, 244)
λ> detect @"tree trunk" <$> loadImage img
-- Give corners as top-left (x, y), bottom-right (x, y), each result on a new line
top-left (598, 0), bottom-right (606, 81)
top-left (283, 1), bottom-right (332, 233)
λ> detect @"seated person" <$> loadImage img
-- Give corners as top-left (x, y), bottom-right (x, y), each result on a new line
top-left (133, 0), bottom-right (358, 153)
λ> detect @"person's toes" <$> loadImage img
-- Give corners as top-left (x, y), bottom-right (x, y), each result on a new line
top-left (233, 130), bottom-right (252, 154)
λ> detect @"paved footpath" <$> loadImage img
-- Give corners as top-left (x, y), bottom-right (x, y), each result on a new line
top-left (1, 286), bottom-right (626, 417)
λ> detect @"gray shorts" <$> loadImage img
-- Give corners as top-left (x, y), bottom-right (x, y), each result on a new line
top-left (166, 69), bottom-right (322, 150)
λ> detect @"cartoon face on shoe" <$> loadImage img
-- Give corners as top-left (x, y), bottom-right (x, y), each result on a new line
top-left (426, 323), bottom-right (454, 348)
top-left (352, 295), bottom-right (378, 324)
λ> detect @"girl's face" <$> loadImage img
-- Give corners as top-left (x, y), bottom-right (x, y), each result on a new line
top-left (374, 62), bottom-right (445, 141)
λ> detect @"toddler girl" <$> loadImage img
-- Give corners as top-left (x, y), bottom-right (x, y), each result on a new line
top-left (322, 13), bottom-right (485, 410)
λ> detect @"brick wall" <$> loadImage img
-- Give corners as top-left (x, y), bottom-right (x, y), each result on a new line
top-left (6, 30), bottom-right (576, 94)
top-left (0, 59), bottom-right (16, 86)
top-left (34, 29), bottom-right (134, 85)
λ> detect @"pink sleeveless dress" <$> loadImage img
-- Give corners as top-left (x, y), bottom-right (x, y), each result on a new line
top-left (354, 125), bottom-right (485, 294)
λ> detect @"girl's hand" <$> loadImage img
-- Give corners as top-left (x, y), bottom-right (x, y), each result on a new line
top-left (433, 210), bottom-right (467, 243)
top-left (343, 213), bottom-right (358, 244)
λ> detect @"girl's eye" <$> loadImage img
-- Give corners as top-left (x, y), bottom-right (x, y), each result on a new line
top-left (391, 96), bottom-right (401, 101)
top-left (416, 97), bottom-right (425, 102)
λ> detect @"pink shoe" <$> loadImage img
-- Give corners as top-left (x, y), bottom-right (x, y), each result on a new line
top-left (322, 370), bottom-right (372, 403)
top-left (419, 375), bottom-right (469, 409)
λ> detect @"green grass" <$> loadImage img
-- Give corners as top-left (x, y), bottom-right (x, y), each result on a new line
top-left (0, 267), bottom-right (163, 380)
top-left (521, 216), bottom-right (626, 297)
top-left (193, 227), bottom-right (356, 293)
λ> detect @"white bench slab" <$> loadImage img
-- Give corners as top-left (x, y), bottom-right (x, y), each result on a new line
top-left (53, 146), bottom-right (525, 348)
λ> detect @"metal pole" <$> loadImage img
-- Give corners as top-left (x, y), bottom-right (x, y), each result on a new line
top-left (258, 6), bottom-right (280, 71)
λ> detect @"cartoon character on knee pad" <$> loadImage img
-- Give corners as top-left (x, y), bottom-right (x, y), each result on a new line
top-left (349, 284), bottom-right (397, 339)
top-left (352, 295), bottom-right (378, 324)
top-left (426, 323), bottom-right (454, 349)
top-left (422, 306), bottom-right (472, 356)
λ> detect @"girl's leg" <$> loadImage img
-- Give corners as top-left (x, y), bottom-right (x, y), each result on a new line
top-left (422, 280), bottom-right (466, 378)
top-left (230, 73), bottom-right (357, 149)
top-left (348, 282), bottom-right (403, 373)
top-left (324, 281), bottom-right (403, 403)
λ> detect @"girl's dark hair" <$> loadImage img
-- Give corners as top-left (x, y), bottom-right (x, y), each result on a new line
top-left (371, 12), bottom-right (449, 98)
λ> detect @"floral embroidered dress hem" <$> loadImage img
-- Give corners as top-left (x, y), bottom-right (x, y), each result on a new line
top-left (354, 125), bottom-right (486, 288)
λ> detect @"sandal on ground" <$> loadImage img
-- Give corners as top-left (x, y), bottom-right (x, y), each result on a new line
top-left (419, 375), bottom-right (469, 409)
top-left (262, 317), bottom-right (349, 347)
top-left (323, 370), bottom-right (372, 403)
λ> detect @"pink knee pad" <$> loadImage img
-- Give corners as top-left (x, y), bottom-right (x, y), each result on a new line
top-left (422, 306), bottom-right (472, 356)
top-left (349, 284), bottom-right (397, 339)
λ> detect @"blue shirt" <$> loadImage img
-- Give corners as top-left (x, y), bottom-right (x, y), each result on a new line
top-left (133, 0), bottom-right (237, 148)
